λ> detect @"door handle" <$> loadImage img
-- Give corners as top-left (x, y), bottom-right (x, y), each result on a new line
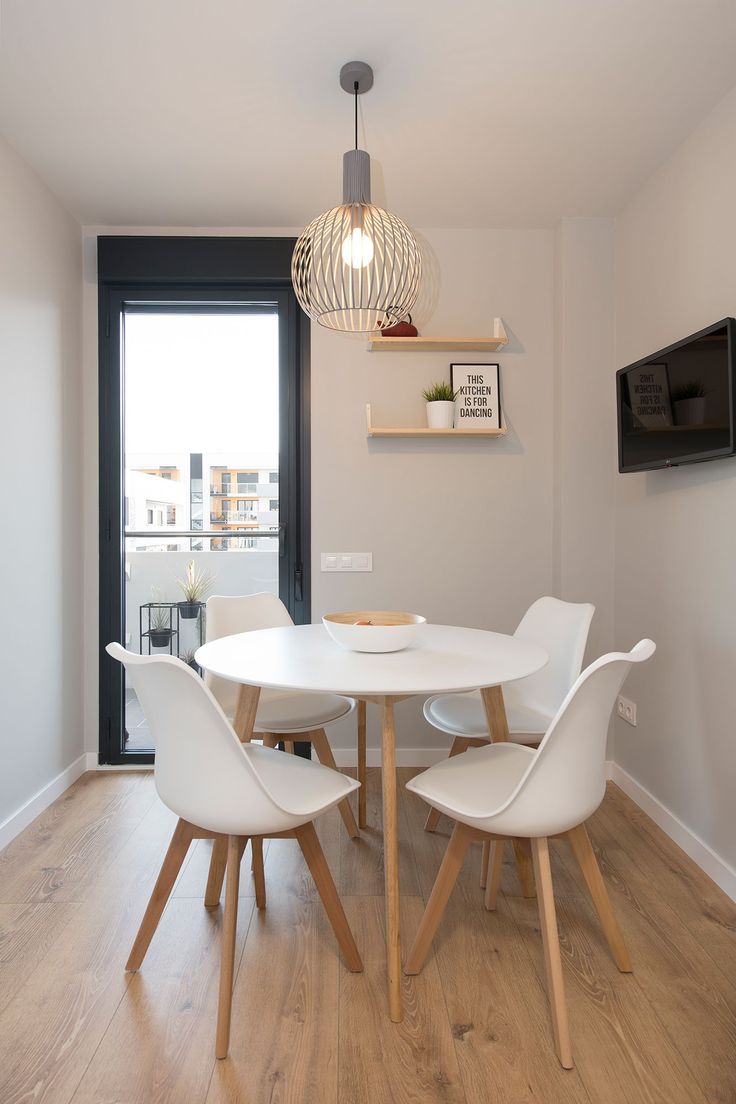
top-left (278, 521), bottom-right (286, 558)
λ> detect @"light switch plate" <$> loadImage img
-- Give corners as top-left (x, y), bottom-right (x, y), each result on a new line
top-left (321, 552), bottom-right (373, 572)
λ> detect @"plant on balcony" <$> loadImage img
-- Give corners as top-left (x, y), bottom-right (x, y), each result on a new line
top-left (176, 559), bottom-right (214, 618)
top-left (180, 649), bottom-right (201, 674)
top-left (149, 596), bottom-right (173, 649)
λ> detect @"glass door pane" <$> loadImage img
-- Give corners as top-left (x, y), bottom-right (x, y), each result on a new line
top-left (122, 308), bottom-right (280, 753)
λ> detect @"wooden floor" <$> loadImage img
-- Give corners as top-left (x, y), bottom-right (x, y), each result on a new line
top-left (1, 769), bottom-right (735, 1104)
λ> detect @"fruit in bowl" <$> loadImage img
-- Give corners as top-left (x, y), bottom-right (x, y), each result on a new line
top-left (322, 611), bottom-right (426, 653)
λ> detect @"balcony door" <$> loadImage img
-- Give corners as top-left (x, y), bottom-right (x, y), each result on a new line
top-left (98, 238), bottom-right (309, 764)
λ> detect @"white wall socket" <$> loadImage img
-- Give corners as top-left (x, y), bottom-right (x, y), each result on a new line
top-left (320, 552), bottom-right (373, 572)
top-left (617, 695), bottom-right (637, 726)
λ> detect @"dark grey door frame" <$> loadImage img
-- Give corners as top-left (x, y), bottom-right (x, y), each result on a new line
top-left (97, 237), bottom-right (310, 764)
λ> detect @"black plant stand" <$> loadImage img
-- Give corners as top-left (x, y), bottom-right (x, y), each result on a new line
top-left (139, 600), bottom-right (206, 658)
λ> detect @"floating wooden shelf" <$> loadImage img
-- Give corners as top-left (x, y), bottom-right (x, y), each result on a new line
top-left (366, 404), bottom-right (506, 439)
top-left (366, 318), bottom-right (508, 353)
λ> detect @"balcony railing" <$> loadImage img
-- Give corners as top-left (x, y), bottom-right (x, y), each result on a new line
top-left (210, 483), bottom-right (277, 497)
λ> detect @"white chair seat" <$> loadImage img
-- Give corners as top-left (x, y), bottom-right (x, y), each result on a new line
top-left (424, 690), bottom-right (550, 744)
top-left (407, 742), bottom-right (536, 827)
top-left (252, 690), bottom-right (353, 734)
top-left (243, 742), bottom-right (359, 821)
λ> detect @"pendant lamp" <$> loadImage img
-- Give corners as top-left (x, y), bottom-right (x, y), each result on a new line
top-left (292, 62), bottom-right (421, 333)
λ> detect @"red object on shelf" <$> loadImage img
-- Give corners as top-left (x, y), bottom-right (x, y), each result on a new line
top-left (380, 314), bottom-right (418, 338)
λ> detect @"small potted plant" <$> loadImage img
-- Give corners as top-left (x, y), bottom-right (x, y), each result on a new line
top-left (672, 381), bottom-right (707, 426)
top-left (176, 559), bottom-right (214, 619)
top-left (149, 604), bottom-right (173, 649)
top-left (181, 649), bottom-right (201, 675)
top-left (423, 381), bottom-right (458, 429)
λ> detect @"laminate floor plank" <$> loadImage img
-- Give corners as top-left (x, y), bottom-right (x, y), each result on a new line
top-left (339, 895), bottom-right (466, 1104)
top-left (597, 785), bottom-right (736, 966)
top-left (0, 771), bottom-right (157, 904)
top-left (0, 900), bottom-right (80, 1015)
top-left (503, 887), bottom-right (712, 1104)
top-left (70, 897), bottom-right (253, 1104)
top-left (0, 794), bottom-right (179, 1104)
top-left (554, 822), bottom-right (736, 1104)
top-left (204, 889), bottom-right (341, 1104)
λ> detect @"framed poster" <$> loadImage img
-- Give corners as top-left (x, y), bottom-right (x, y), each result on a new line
top-left (450, 363), bottom-right (501, 428)
top-left (626, 362), bottom-right (672, 427)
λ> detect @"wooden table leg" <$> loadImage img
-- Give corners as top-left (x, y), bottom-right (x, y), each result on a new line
top-left (357, 699), bottom-right (367, 829)
top-left (206, 684), bottom-right (261, 907)
top-left (480, 685), bottom-right (536, 898)
top-left (380, 696), bottom-right (402, 1022)
top-left (233, 684), bottom-right (261, 742)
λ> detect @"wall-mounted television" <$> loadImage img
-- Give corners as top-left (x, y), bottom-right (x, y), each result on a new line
top-left (617, 318), bottom-right (736, 472)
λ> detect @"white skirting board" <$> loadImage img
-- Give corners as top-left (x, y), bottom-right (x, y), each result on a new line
top-left (608, 761), bottom-right (736, 903)
top-left (1, 751), bottom-right (734, 903)
top-left (0, 752), bottom-right (88, 852)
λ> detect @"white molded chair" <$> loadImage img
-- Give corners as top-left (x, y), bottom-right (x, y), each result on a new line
top-left (205, 593), bottom-right (362, 839)
top-left (423, 597), bottom-right (595, 838)
top-left (405, 638), bottom-right (655, 1069)
top-left (107, 643), bottom-right (362, 1059)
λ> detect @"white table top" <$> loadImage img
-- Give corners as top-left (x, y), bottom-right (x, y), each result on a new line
top-left (195, 623), bottom-right (548, 697)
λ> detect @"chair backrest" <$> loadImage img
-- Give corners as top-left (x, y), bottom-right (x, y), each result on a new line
top-left (106, 643), bottom-right (293, 835)
top-left (508, 596), bottom-right (595, 717)
top-left (494, 639), bottom-right (655, 837)
top-left (205, 593), bottom-right (293, 714)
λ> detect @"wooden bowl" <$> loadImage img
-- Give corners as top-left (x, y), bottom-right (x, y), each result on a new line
top-left (322, 610), bottom-right (426, 653)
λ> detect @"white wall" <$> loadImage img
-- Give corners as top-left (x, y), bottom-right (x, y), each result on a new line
top-left (555, 219), bottom-right (616, 663)
top-left (614, 84), bottom-right (736, 875)
top-left (0, 135), bottom-right (83, 832)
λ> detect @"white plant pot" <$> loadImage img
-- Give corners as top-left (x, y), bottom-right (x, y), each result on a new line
top-left (426, 401), bottom-right (455, 429)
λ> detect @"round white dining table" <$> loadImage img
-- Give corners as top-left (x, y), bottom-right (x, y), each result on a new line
top-left (196, 622), bottom-right (548, 1023)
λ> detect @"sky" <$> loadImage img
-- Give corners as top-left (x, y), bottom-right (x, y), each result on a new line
top-left (124, 312), bottom-right (279, 456)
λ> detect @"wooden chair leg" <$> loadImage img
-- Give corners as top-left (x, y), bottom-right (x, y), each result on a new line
top-left (484, 840), bottom-right (505, 911)
top-left (357, 699), bottom-right (367, 829)
top-left (127, 818), bottom-right (195, 970)
top-left (260, 732), bottom-right (279, 749)
top-left (310, 728), bottom-right (360, 839)
top-left (215, 836), bottom-right (242, 1060)
top-left (251, 837), bottom-right (266, 910)
top-left (531, 837), bottom-right (573, 1069)
top-left (405, 822), bottom-right (474, 974)
top-left (205, 837), bottom-right (228, 910)
top-left (567, 823), bottom-right (632, 972)
top-left (295, 821), bottom-right (363, 972)
top-left (480, 839), bottom-right (490, 888)
top-left (284, 740), bottom-right (295, 755)
top-left (424, 736), bottom-right (475, 832)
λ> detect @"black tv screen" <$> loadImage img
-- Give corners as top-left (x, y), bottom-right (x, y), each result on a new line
top-left (617, 318), bottom-right (736, 472)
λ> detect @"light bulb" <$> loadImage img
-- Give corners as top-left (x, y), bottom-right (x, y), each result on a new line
top-left (341, 226), bottom-right (374, 269)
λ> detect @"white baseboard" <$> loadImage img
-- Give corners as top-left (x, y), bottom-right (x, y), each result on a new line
top-left (0, 753), bottom-right (88, 852)
top-left (608, 760), bottom-right (736, 903)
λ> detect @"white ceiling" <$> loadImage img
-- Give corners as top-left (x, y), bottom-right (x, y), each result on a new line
top-left (1, 0), bottom-right (735, 228)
